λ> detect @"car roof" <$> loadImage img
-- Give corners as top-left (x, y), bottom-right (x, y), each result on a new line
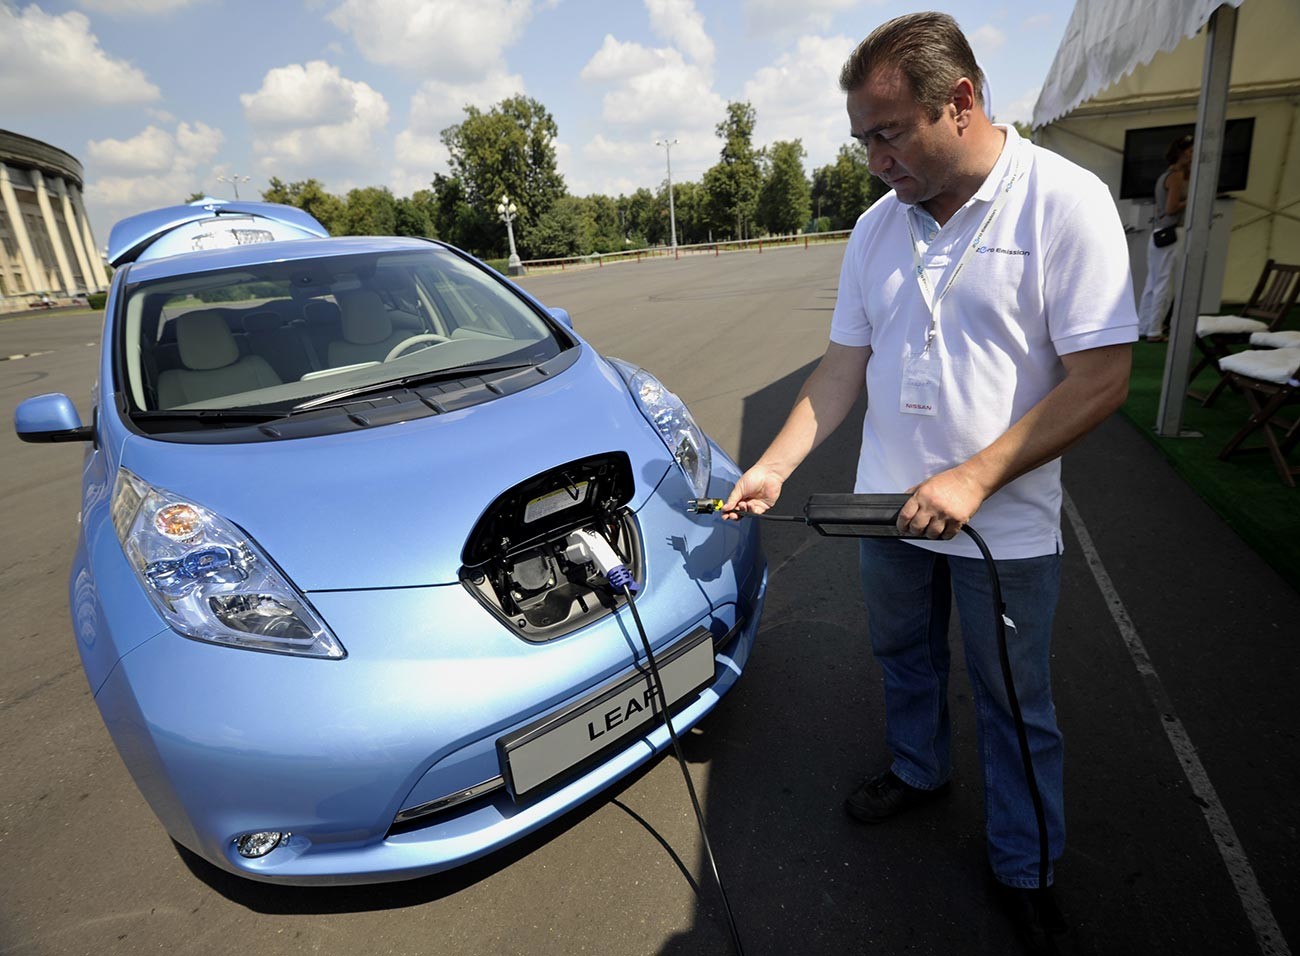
top-left (122, 235), bottom-right (448, 283)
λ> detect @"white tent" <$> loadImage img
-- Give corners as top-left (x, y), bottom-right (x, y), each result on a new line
top-left (1034, 0), bottom-right (1300, 304)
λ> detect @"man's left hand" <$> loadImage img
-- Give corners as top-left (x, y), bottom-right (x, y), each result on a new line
top-left (898, 467), bottom-right (989, 540)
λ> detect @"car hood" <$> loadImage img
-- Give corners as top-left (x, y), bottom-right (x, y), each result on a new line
top-left (117, 348), bottom-right (675, 590)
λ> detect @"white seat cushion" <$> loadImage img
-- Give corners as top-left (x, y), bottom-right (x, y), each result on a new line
top-left (156, 310), bottom-right (282, 407)
top-left (1249, 330), bottom-right (1300, 349)
top-left (1197, 314), bottom-right (1268, 337)
top-left (1218, 347), bottom-right (1300, 385)
top-left (328, 290), bottom-right (413, 366)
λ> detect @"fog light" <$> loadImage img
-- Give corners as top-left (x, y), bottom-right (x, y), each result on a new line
top-left (235, 830), bottom-right (288, 858)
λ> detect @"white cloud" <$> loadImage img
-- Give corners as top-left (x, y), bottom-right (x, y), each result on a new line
top-left (390, 130), bottom-right (449, 196)
top-left (328, 0), bottom-right (534, 79)
top-left (242, 62), bottom-right (390, 184)
top-left (581, 38), bottom-right (722, 132)
top-left (568, 0), bottom-right (723, 199)
top-left (387, 71), bottom-right (525, 197)
top-left (969, 24), bottom-right (1007, 61)
top-left (600, 56), bottom-right (723, 131)
top-left (0, 5), bottom-right (159, 113)
top-left (86, 125), bottom-right (177, 175)
top-left (241, 61), bottom-right (361, 129)
top-left (744, 34), bottom-right (856, 172)
top-left (999, 85), bottom-right (1042, 125)
top-left (581, 35), bottom-right (673, 84)
top-left (77, 0), bottom-right (203, 13)
top-left (84, 121), bottom-right (223, 213)
top-left (646, 0), bottom-right (713, 67)
top-left (565, 132), bottom-right (716, 200)
top-left (407, 71), bottom-right (526, 135)
top-left (743, 0), bottom-right (863, 37)
top-left (1023, 13), bottom-right (1052, 30)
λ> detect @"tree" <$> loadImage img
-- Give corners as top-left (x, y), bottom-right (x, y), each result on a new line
top-left (756, 139), bottom-right (811, 235)
top-left (261, 178), bottom-right (346, 234)
top-left (624, 187), bottom-right (660, 246)
top-left (702, 101), bottom-right (761, 240)
top-left (394, 195), bottom-right (435, 238)
top-left (670, 181), bottom-right (707, 244)
top-left (810, 144), bottom-right (887, 231)
top-left (339, 186), bottom-right (398, 236)
top-left (526, 197), bottom-right (592, 258)
top-left (184, 191), bottom-right (206, 203)
top-left (425, 173), bottom-right (497, 254)
top-left (441, 95), bottom-right (567, 244)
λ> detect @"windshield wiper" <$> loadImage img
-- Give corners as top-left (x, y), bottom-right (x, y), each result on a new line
top-left (290, 360), bottom-right (537, 413)
top-left (135, 408), bottom-right (289, 424)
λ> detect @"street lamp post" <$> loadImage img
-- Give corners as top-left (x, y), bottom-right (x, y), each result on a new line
top-left (655, 138), bottom-right (678, 249)
top-left (496, 194), bottom-right (523, 276)
top-left (217, 174), bottom-right (251, 200)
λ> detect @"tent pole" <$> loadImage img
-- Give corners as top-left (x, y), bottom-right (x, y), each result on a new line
top-left (1156, 3), bottom-right (1239, 437)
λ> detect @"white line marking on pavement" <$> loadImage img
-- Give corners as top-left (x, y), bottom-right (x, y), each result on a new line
top-left (1062, 490), bottom-right (1290, 956)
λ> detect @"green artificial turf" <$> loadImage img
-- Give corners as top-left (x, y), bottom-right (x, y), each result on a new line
top-left (1120, 333), bottom-right (1299, 593)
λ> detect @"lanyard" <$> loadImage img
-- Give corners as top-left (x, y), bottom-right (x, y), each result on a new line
top-left (905, 145), bottom-right (1025, 353)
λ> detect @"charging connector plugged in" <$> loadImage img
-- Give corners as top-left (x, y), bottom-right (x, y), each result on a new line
top-left (565, 527), bottom-right (638, 593)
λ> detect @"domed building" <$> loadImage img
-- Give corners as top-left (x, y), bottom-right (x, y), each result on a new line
top-left (1, 129), bottom-right (105, 310)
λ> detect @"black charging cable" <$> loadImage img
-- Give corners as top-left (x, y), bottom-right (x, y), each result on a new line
top-left (688, 493), bottom-right (1051, 892)
top-left (605, 564), bottom-right (746, 956)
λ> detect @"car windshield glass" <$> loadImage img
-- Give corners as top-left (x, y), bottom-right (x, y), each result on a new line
top-left (120, 247), bottom-right (565, 412)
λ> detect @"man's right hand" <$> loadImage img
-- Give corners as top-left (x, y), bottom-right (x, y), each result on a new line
top-left (721, 465), bottom-right (786, 520)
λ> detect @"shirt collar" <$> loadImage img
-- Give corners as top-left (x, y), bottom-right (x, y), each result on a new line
top-left (906, 124), bottom-right (1021, 238)
top-left (971, 124), bottom-right (1019, 204)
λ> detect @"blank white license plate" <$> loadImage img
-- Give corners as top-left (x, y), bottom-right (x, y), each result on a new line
top-left (499, 629), bottom-right (715, 797)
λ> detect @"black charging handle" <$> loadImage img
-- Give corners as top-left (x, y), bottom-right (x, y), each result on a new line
top-left (803, 494), bottom-right (915, 538)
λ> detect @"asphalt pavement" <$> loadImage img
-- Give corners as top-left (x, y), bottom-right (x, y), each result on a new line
top-left (1, 246), bottom-right (1296, 956)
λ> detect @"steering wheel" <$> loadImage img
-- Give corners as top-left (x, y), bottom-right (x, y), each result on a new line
top-left (384, 333), bottom-right (450, 362)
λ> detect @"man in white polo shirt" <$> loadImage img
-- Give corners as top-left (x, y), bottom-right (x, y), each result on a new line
top-left (723, 11), bottom-right (1136, 950)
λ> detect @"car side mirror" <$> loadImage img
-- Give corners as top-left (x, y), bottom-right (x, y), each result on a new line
top-left (14, 393), bottom-right (94, 443)
top-left (547, 306), bottom-right (573, 330)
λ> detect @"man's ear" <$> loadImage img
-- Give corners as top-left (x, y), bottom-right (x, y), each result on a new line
top-left (951, 76), bottom-right (977, 128)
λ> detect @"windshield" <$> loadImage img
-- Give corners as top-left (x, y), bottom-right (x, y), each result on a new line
top-left (120, 246), bottom-right (565, 412)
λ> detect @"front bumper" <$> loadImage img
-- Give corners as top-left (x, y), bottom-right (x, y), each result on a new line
top-left (91, 463), bottom-right (766, 885)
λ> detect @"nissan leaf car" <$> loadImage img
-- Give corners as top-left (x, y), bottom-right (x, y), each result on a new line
top-left (14, 200), bottom-right (767, 885)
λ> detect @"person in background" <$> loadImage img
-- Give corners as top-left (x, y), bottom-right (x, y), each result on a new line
top-left (1136, 134), bottom-right (1194, 342)
top-left (723, 11), bottom-right (1136, 954)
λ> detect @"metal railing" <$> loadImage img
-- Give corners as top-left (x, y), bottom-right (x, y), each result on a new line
top-left (519, 230), bottom-right (853, 274)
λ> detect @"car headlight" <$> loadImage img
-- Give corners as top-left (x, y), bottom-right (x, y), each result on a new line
top-left (608, 358), bottom-right (712, 498)
top-left (110, 468), bottom-right (344, 659)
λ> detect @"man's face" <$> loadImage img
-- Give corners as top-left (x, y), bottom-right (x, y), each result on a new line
top-left (846, 66), bottom-right (960, 208)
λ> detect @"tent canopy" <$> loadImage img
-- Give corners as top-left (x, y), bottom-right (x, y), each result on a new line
top-left (1033, 0), bottom-right (1300, 303)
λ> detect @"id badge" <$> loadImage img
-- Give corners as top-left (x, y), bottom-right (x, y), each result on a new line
top-left (899, 349), bottom-right (941, 416)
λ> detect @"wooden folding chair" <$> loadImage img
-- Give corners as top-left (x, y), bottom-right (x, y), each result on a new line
top-left (1190, 260), bottom-right (1300, 406)
top-left (1217, 347), bottom-right (1300, 487)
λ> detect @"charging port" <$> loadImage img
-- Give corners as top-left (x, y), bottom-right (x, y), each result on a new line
top-left (460, 453), bottom-right (641, 642)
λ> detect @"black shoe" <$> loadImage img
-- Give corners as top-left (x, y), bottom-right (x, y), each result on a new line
top-left (992, 881), bottom-right (1068, 955)
top-left (844, 770), bottom-right (950, 823)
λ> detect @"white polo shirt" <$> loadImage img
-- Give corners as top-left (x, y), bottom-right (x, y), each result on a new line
top-left (829, 126), bottom-right (1138, 559)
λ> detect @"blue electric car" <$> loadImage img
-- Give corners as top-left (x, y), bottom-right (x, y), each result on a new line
top-left (14, 200), bottom-right (766, 885)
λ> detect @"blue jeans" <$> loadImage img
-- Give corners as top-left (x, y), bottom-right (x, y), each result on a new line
top-left (858, 537), bottom-right (1065, 888)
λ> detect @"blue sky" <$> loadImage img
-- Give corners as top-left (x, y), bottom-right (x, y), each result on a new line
top-left (2, 0), bottom-right (1074, 246)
